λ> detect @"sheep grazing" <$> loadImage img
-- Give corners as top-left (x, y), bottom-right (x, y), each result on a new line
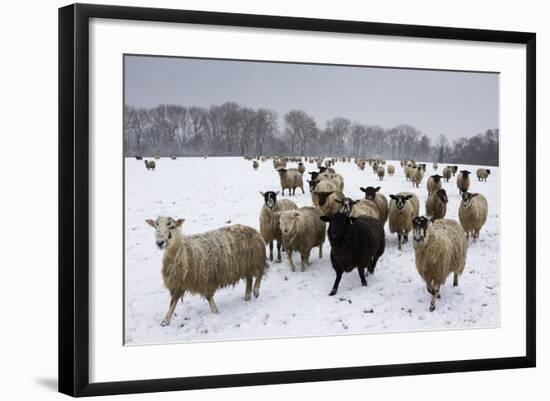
top-left (433, 162), bottom-right (438, 170)
top-left (411, 166), bottom-right (424, 188)
top-left (144, 160), bottom-right (156, 171)
top-left (338, 197), bottom-right (379, 219)
top-left (412, 216), bottom-right (467, 312)
top-left (388, 192), bottom-right (420, 250)
top-left (277, 168), bottom-right (304, 196)
top-left (377, 165), bottom-right (385, 181)
top-left (442, 166), bottom-right (452, 182)
top-left (320, 213), bottom-right (385, 296)
top-left (277, 207), bottom-right (326, 272)
top-left (456, 170), bottom-right (471, 194)
top-left (458, 191), bottom-right (488, 240)
top-left (477, 168), bottom-right (491, 182)
top-left (312, 179), bottom-right (344, 216)
top-left (145, 217), bottom-right (268, 323)
top-left (426, 174), bottom-right (443, 194)
top-left (297, 162), bottom-right (306, 174)
top-left (259, 191), bottom-right (298, 262)
top-left (252, 160), bottom-right (259, 170)
top-left (387, 164), bottom-right (395, 176)
top-left (359, 186), bottom-right (389, 225)
top-left (425, 188), bottom-right (448, 221)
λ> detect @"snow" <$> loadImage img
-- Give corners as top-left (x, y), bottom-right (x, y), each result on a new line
top-left (124, 157), bottom-right (500, 345)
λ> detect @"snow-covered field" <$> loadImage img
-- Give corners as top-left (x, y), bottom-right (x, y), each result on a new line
top-left (124, 157), bottom-right (500, 345)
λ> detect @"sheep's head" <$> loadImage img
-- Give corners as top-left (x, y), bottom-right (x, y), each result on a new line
top-left (308, 171), bottom-right (319, 181)
top-left (260, 191), bottom-right (279, 209)
top-left (460, 170), bottom-right (471, 178)
top-left (277, 168), bottom-right (287, 177)
top-left (145, 217), bottom-right (184, 250)
top-left (431, 174), bottom-right (443, 183)
top-left (486, 169), bottom-right (491, 175)
top-left (337, 197), bottom-right (356, 216)
top-left (318, 166), bottom-right (327, 173)
top-left (320, 213), bottom-right (356, 242)
top-left (314, 190), bottom-right (335, 207)
top-left (278, 211), bottom-right (301, 237)
top-left (412, 216), bottom-right (430, 245)
top-left (461, 192), bottom-right (478, 208)
top-left (436, 189), bottom-right (448, 204)
top-left (360, 186), bottom-right (380, 201)
top-left (390, 194), bottom-right (413, 212)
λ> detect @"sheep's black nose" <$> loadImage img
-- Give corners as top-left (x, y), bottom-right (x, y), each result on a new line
top-left (156, 240), bottom-right (164, 247)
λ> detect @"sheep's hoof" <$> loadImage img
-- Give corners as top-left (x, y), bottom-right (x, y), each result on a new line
top-left (276, 258), bottom-right (282, 263)
top-left (269, 255), bottom-right (273, 261)
top-left (160, 320), bottom-right (169, 327)
top-left (329, 290), bottom-right (337, 296)
top-left (244, 294), bottom-right (251, 301)
top-left (429, 305), bottom-right (436, 312)
top-left (253, 290), bottom-right (260, 298)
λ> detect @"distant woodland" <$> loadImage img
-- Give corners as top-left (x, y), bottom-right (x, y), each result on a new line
top-left (124, 103), bottom-right (499, 165)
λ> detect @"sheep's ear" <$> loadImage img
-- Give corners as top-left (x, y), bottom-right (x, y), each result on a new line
top-left (471, 193), bottom-right (479, 197)
top-left (406, 195), bottom-right (413, 200)
top-left (294, 212), bottom-right (301, 217)
top-left (145, 219), bottom-right (156, 228)
top-left (320, 215), bottom-right (331, 222)
top-left (259, 191), bottom-right (265, 197)
top-left (389, 194), bottom-right (397, 200)
top-left (175, 218), bottom-right (185, 227)
top-left (359, 187), bottom-right (366, 192)
top-left (375, 187), bottom-right (380, 192)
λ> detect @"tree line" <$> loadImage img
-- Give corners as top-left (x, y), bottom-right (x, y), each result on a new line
top-left (124, 102), bottom-right (499, 166)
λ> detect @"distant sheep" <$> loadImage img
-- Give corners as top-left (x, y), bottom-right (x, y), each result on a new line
top-left (388, 192), bottom-right (420, 250)
top-left (458, 192), bottom-right (488, 240)
top-left (144, 160), bottom-right (156, 171)
top-left (277, 168), bottom-right (304, 196)
top-left (450, 165), bottom-right (458, 176)
top-left (377, 165), bottom-right (385, 181)
top-left (411, 166), bottom-right (424, 188)
top-left (359, 186), bottom-right (389, 225)
top-left (135, 155), bottom-right (143, 160)
top-left (442, 166), bottom-right (452, 182)
top-left (252, 160), bottom-right (259, 170)
top-left (456, 170), bottom-right (471, 194)
top-left (259, 191), bottom-right (298, 262)
top-left (387, 165), bottom-right (395, 176)
top-left (321, 213), bottom-right (385, 295)
top-left (476, 168), bottom-right (491, 182)
top-left (426, 174), bottom-right (443, 194)
top-left (412, 216), bottom-right (467, 311)
top-left (145, 217), bottom-right (268, 323)
top-left (297, 162), bottom-right (306, 174)
top-left (433, 162), bottom-right (438, 170)
top-left (277, 206), bottom-right (326, 272)
top-left (425, 189), bottom-right (448, 221)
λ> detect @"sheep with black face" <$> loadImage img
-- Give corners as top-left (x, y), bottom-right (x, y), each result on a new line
top-left (476, 168), bottom-right (491, 182)
top-left (457, 170), bottom-right (471, 195)
top-left (388, 192), bottom-right (420, 250)
top-left (458, 191), bottom-right (488, 240)
top-left (412, 216), bottom-right (468, 312)
top-left (426, 174), bottom-right (443, 194)
top-left (277, 168), bottom-right (304, 196)
top-left (425, 188), bottom-right (448, 221)
top-left (320, 213), bottom-right (385, 296)
top-left (259, 191), bottom-right (298, 262)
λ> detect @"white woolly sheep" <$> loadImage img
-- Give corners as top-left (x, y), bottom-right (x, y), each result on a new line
top-left (411, 166), bottom-right (424, 188)
top-left (412, 216), bottom-right (468, 311)
top-left (145, 217), bottom-right (268, 324)
top-left (426, 174), bottom-right (443, 194)
top-left (442, 166), bottom-right (452, 182)
top-left (377, 165), bottom-right (385, 181)
top-left (388, 192), bottom-right (420, 250)
top-left (476, 168), bottom-right (491, 182)
top-left (259, 191), bottom-right (298, 262)
top-left (456, 170), bottom-right (471, 194)
top-left (387, 165), bottom-right (395, 176)
top-left (277, 168), bottom-right (304, 196)
top-left (312, 179), bottom-right (344, 216)
top-left (297, 162), bottom-right (306, 174)
top-left (458, 191), bottom-right (488, 240)
top-left (277, 206), bottom-right (326, 272)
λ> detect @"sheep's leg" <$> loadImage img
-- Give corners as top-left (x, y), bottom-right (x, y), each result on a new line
top-left (207, 297), bottom-right (218, 313)
top-left (301, 186), bottom-right (305, 194)
top-left (301, 251), bottom-right (309, 272)
top-left (397, 234), bottom-right (402, 251)
top-left (319, 244), bottom-right (323, 259)
top-left (276, 240), bottom-right (282, 262)
top-left (161, 294), bottom-right (180, 326)
top-left (244, 277), bottom-right (253, 301)
top-left (403, 233), bottom-right (409, 243)
top-left (268, 241), bottom-right (274, 261)
top-left (253, 272), bottom-right (263, 298)
top-left (329, 271), bottom-right (343, 296)
top-left (429, 291), bottom-right (437, 312)
top-left (287, 249), bottom-right (296, 272)
top-left (453, 272), bottom-right (459, 287)
top-left (358, 267), bottom-right (367, 286)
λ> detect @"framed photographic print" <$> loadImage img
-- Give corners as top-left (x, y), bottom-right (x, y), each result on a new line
top-left (58, 3), bottom-right (536, 397)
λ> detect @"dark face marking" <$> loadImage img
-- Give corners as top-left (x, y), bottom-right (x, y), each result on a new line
top-left (263, 191), bottom-right (278, 208)
top-left (412, 216), bottom-right (430, 244)
top-left (460, 170), bottom-right (471, 178)
top-left (360, 186), bottom-right (380, 201)
top-left (436, 189), bottom-right (448, 204)
top-left (461, 191), bottom-right (478, 207)
top-left (339, 197), bottom-right (355, 216)
top-left (277, 169), bottom-right (287, 177)
top-left (431, 174), bottom-right (442, 183)
top-left (315, 191), bottom-right (334, 207)
top-left (390, 194), bottom-right (412, 211)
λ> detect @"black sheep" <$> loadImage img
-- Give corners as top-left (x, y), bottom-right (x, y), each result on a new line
top-left (320, 213), bottom-right (385, 296)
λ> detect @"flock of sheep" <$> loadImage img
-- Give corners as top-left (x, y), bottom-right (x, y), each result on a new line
top-left (141, 154), bottom-right (490, 325)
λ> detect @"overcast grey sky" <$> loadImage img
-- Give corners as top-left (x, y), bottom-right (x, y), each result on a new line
top-left (124, 55), bottom-right (499, 140)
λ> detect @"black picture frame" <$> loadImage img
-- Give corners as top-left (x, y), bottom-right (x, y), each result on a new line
top-left (58, 3), bottom-right (536, 397)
